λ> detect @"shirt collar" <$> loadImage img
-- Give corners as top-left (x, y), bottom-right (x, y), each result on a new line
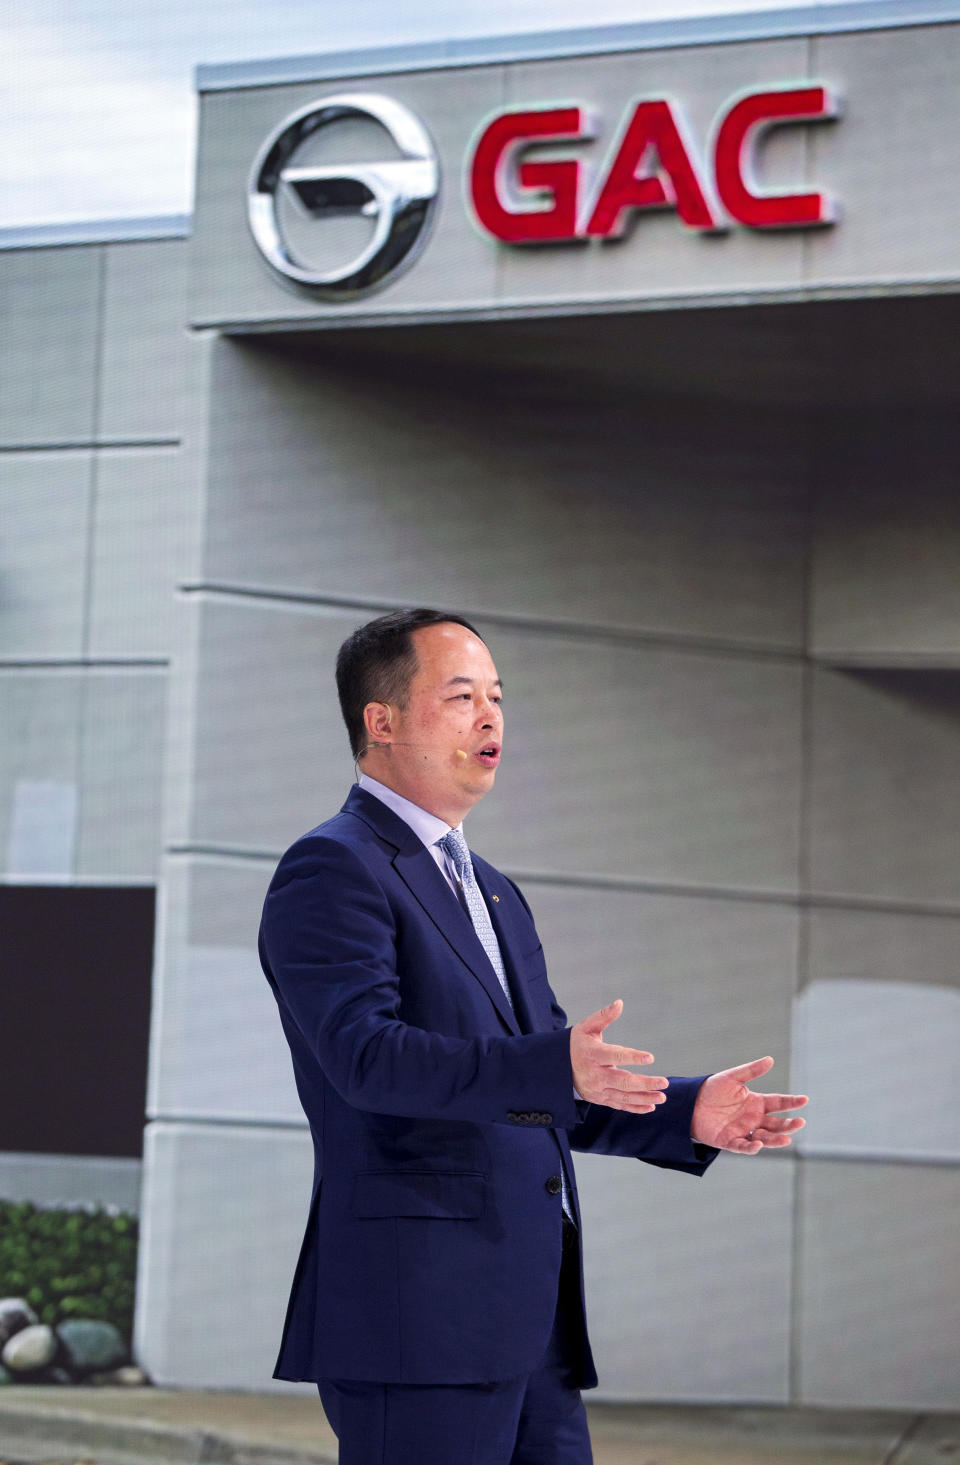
top-left (358, 772), bottom-right (462, 850)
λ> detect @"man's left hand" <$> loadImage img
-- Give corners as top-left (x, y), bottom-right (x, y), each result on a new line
top-left (691, 1056), bottom-right (808, 1154)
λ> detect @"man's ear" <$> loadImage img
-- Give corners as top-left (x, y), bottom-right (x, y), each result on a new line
top-left (363, 702), bottom-right (393, 746)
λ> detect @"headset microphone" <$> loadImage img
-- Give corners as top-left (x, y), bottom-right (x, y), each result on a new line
top-left (366, 742), bottom-right (473, 759)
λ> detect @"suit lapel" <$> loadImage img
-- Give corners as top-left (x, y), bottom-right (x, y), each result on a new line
top-left (343, 787), bottom-right (521, 1036)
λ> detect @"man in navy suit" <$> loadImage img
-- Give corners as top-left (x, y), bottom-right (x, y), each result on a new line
top-left (258, 608), bottom-right (807, 1465)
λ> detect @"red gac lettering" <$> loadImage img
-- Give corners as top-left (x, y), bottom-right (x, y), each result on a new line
top-left (467, 85), bottom-right (839, 243)
top-left (585, 100), bottom-right (717, 235)
top-left (468, 106), bottom-right (590, 243)
top-left (714, 85), bottom-right (838, 228)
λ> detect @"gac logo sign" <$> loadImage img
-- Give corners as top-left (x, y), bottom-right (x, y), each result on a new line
top-left (248, 93), bottom-right (439, 298)
top-left (467, 85), bottom-right (839, 243)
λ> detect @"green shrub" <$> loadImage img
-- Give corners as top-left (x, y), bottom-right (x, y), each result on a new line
top-left (0, 1201), bottom-right (138, 1342)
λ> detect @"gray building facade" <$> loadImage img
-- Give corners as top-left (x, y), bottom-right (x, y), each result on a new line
top-left (2, 0), bottom-right (959, 1409)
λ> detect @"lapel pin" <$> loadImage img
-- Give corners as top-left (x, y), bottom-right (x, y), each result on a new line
top-left (492, 894), bottom-right (500, 902)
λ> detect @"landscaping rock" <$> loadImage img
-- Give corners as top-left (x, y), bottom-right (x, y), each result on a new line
top-left (0, 1297), bottom-right (38, 1346)
top-left (56, 1319), bottom-right (127, 1374)
top-left (2, 1322), bottom-right (57, 1372)
top-left (90, 1363), bottom-right (148, 1386)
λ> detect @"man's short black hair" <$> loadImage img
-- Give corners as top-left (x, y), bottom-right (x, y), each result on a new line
top-left (336, 608), bottom-right (483, 759)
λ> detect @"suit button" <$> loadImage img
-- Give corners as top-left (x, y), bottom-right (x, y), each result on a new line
top-left (545, 1176), bottom-right (562, 1196)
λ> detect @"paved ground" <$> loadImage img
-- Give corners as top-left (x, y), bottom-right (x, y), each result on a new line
top-left (0, 1386), bottom-right (956, 1465)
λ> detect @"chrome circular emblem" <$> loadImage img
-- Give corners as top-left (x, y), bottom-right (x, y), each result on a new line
top-left (248, 93), bottom-right (440, 299)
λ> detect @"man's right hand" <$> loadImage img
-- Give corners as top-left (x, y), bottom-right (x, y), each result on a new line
top-left (570, 1000), bottom-right (668, 1112)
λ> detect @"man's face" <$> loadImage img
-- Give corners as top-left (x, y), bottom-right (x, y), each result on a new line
top-left (372, 622), bottom-right (503, 824)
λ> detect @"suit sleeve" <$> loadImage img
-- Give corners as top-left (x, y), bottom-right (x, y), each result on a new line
top-left (506, 877), bottom-right (719, 1176)
top-left (566, 1082), bottom-right (718, 1174)
top-left (260, 836), bottom-right (582, 1128)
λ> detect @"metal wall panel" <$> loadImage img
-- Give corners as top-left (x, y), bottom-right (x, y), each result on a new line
top-left (806, 903), bottom-right (960, 991)
top-left (149, 859), bottom-right (302, 1123)
top-left (805, 25), bottom-right (960, 287)
top-left (87, 447), bottom-right (197, 659)
top-left (578, 1147), bottom-right (794, 1402)
top-left (188, 597), bottom-right (353, 854)
top-left (810, 424), bottom-right (960, 664)
top-left (0, 671), bottom-right (82, 879)
top-left (99, 239), bottom-right (191, 441)
top-left (808, 666), bottom-right (960, 905)
top-left (526, 883), bottom-right (798, 1082)
top-left (797, 907), bottom-right (960, 1164)
top-left (75, 669), bottom-right (167, 879)
top-left (135, 1121), bottom-right (314, 1389)
top-left (467, 623), bottom-right (803, 892)
top-left (0, 247), bottom-right (102, 447)
top-left (792, 977), bottom-right (960, 1161)
top-left (0, 451), bottom-right (91, 657)
top-left (797, 1159), bottom-right (960, 1409)
top-left (203, 337), bottom-right (807, 649)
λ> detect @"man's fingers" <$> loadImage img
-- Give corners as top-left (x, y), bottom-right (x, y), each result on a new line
top-left (571, 1005), bottom-right (662, 1108)
top-left (600, 1092), bottom-right (661, 1114)
top-left (762, 1093), bottom-right (809, 1112)
top-left (604, 1070), bottom-right (668, 1094)
top-left (601, 1047), bottom-right (656, 1068)
top-left (728, 1120), bottom-right (806, 1153)
top-left (578, 999), bottom-right (624, 1036)
top-left (725, 1055), bottom-right (775, 1083)
top-left (757, 1115), bottom-right (806, 1133)
top-left (602, 1088), bottom-right (666, 1107)
top-left (586, 1083), bottom-right (666, 1106)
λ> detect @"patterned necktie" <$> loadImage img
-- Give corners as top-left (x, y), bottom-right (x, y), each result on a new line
top-left (440, 829), bottom-right (575, 1224)
top-left (440, 829), bottom-right (514, 1009)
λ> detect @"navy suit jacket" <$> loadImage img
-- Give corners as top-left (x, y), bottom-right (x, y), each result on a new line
top-left (258, 785), bottom-right (715, 1387)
